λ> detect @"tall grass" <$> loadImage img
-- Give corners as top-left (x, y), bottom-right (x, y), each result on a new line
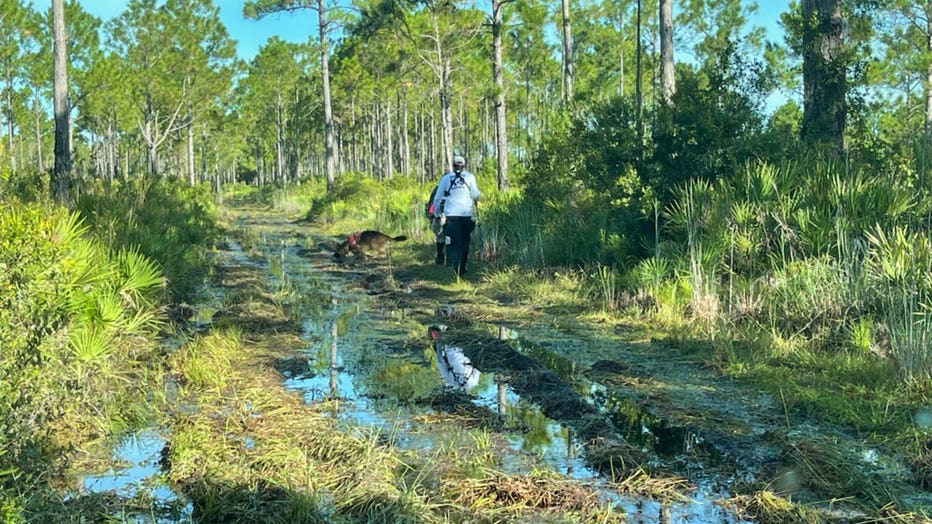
top-left (663, 179), bottom-right (726, 332)
top-left (865, 226), bottom-right (932, 384)
top-left (592, 264), bottom-right (620, 312)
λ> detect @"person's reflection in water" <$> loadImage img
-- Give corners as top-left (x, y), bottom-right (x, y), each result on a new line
top-left (428, 325), bottom-right (480, 389)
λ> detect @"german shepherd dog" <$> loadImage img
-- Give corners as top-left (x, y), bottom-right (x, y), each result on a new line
top-left (334, 230), bottom-right (407, 258)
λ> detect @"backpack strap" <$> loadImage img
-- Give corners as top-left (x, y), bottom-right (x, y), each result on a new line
top-left (446, 173), bottom-right (468, 195)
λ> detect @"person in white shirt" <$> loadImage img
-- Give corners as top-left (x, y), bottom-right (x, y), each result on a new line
top-left (431, 155), bottom-right (481, 276)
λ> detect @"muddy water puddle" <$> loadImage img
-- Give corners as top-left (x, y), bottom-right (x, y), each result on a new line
top-left (231, 213), bottom-right (751, 523)
top-left (62, 212), bottom-right (752, 522)
top-left (73, 428), bottom-right (191, 522)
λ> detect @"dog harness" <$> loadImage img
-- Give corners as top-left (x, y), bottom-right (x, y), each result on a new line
top-left (348, 231), bottom-right (361, 246)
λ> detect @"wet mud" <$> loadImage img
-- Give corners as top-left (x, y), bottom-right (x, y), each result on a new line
top-left (70, 206), bottom-right (930, 523)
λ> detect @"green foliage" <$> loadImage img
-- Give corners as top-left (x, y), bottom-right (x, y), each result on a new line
top-left (74, 177), bottom-right (220, 300)
top-left (301, 173), bottom-right (426, 240)
top-left (623, 154), bottom-right (931, 384)
top-left (0, 198), bottom-right (167, 494)
top-left (652, 56), bottom-right (768, 200)
top-left (0, 490), bottom-right (24, 524)
top-left (865, 226), bottom-right (932, 383)
top-left (0, 140), bottom-right (48, 202)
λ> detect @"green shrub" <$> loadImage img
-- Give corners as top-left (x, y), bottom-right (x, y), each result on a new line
top-left (74, 177), bottom-right (220, 300)
top-left (0, 199), bottom-right (166, 492)
top-left (299, 173), bottom-right (431, 241)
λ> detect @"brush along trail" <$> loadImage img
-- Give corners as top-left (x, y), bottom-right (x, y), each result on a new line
top-left (167, 204), bottom-right (931, 523)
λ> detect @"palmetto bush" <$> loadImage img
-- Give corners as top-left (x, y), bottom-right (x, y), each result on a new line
top-left (648, 160), bottom-right (930, 368)
top-left (0, 198), bottom-right (166, 490)
top-left (74, 177), bottom-right (219, 300)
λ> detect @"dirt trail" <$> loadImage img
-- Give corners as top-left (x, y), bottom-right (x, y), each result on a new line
top-left (239, 207), bottom-right (930, 522)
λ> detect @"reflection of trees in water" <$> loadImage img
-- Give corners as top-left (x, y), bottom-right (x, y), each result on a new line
top-left (330, 317), bottom-right (338, 398)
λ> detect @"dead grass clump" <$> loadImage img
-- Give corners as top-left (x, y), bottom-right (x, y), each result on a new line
top-left (610, 468), bottom-right (691, 503)
top-left (585, 437), bottom-right (651, 479)
top-left (445, 469), bottom-right (606, 515)
top-left (217, 298), bottom-right (299, 333)
top-left (781, 437), bottom-right (891, 507)
top-left (723, 490), bottom-right (822, 524)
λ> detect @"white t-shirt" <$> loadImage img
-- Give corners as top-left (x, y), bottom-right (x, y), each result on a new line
top-left (432, 170), bottom-right (481, 217)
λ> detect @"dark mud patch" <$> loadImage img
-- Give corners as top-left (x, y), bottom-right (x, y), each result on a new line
top-left (430, 326), bottom-right (653, 477)
top-left (419, 388), bottom-right (504, 429)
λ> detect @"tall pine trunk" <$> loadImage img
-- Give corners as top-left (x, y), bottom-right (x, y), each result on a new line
top-left (52, 0), bottom-right (71, 206)
top-left (492, 0), bottom-right (509, 191)
top-left (561, 0), bottom-right (574, 103)
top-left (659, 0), bottom-right (675, 105)
top-left (6, 71), bottom-right (15, 174)
top-left (276, 95), bottom-right (284, 184)
top-left (187, 103), bottom-right (195, 185)
top-left (319, 0), bottom-right (337, 189)
top-left (801, 0), bottom-right (846, 149)
top-left (33, 91), bottom-right (43, 173)
top-left (925, 18), bottom-right (932, 140)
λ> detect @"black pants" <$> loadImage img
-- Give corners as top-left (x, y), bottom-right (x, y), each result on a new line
top-left (443, 216), bottom-right (475, 276)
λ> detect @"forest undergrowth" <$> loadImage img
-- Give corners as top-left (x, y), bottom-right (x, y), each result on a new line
top-left (275, 164), bottom-right (932, 522)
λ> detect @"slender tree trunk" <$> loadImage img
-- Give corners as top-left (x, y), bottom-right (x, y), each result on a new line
top-left (525, 72), bottom-right (531, 166)
top-left (925, 19), bottom-right (932, 140)
top-left (6, 72), bottom-right (15, 174)
top-left (52, 0), bottom-right (71, 206)
top-left (635, 0), bottom-right (643, 156)
top-left (439, 59), bottom-right (453, 169)
top-left (386, 97), bottom-right (393, 179)
top-left (33, 92), bottom-right (43, 173)
top-left (371, 105), bottom-right (379, 178)
top-left (561, 0), bottom-right (574, 103)
top-left (429, 109), bottom-right (437, 178)
top-left (108, 119), bottom-right (116, 181)
top-left (659, 0), bottom-right (675, 105)
top-left (187, 103), bottom-right (196, 185)
top-left (618, 10), bottom-right (625, 97)
top-left (402, 92), bottom-right (410, 176)
top-left (318, 0), bottom-right (337, 189)
top-left (801, 0), bottom-right (846, 149)
top-left (276, 95), bottom-right (284, 184)
top-left (493, 0), bottom-right (510, 190)
top-left (424, 14), bottom-right (453, 172)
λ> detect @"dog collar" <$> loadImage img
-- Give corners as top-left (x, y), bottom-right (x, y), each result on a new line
top-left (348, 231), bottom-right (360, 246)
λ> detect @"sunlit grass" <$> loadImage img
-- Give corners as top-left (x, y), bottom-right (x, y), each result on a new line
top-left (723, 490), bottom-right (824, 524)
top-left (258, 163), bottom-right (932, 521)
top-left (164, 232), bottom-right (628, 523)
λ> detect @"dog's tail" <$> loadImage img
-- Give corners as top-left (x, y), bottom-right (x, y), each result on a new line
top-left (392, 235), bottom-right (408, 241)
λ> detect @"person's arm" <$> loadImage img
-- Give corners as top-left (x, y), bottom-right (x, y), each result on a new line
top-left (468, 173), bottom-right (481, 201)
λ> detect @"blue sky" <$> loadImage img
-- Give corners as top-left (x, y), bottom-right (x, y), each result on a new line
top-left (78, 0), bottom-right (793, 63)
top-left (77, 0), bottom-right (314, 59)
